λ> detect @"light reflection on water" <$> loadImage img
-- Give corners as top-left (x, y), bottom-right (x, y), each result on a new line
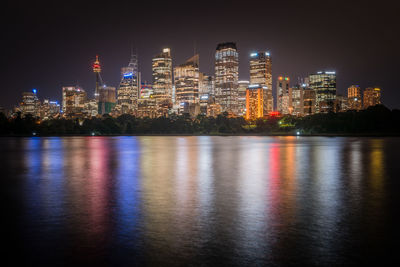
top-left (2, 136), bottom-right (398, 265)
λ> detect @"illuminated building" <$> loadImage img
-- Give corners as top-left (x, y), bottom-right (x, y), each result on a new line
top-left (199, 94), bottom-right (210, 115)
top-left (116, 53), bottom-right (140, 114)
top-left (363, 87), bottom-right (381, 109)
top-left (276, 76), bottom-right (291, 114)
top-left (200, 74), bottom-right (214, 95)
top-left (291, 84), bottom-right (304, 116)
top-left (152, 48), bottom-right (173, 105)
top-left (40, 99), bottom-right (60, 120)
top-left (250, 51), bottom-right (273, 113)
top-left (20, 89), bottom-right (40, 117)
top-left (246, 84), bottom-right (264, 120)
top-left (174, 54), bottom-right (200, 106)
top-left (347, 85), bottom-right (362, 111)
top-left (215, 42), bottom-right (239, 114)
top-left (83, 99), bottom-right (98, 117)
top-left (62, 86), bottom-right (87, 117)
top-left (238, 80), bottom-right (249, 116)
top-left (303, 89), bottom-right (316, 115)
top-left (137, 98), bottom-right (157, 118)
top-left (334, 95), bottom-right (348, 112)
top-left (207, 103), bottom-right (222, 117)
top-left (309, 71), bottom-right (336, 113)
top-left (98, 86), bottom-right (116, 115)
top-left (140, 81), bottom-right (153, 99)
top-left (92, 55), bottom-right (102, 100)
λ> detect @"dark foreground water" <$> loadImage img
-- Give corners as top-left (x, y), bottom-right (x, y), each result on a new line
top-left (1, 136), bottom-right (399, 266)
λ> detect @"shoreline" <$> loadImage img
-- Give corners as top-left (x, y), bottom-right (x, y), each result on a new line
top-left (1, 133), bottom-right (400, 137)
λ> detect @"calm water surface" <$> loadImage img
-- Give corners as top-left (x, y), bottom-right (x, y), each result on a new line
top-left (2, 136), bottom-right (399, 266)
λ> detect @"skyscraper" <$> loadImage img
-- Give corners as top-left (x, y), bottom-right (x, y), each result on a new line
top-left (174, 54), bottom-right (200, 105)
top-left (246, 84), bottom-right (264, 120)
top-left (238, 80), bottom-right (249, 116)
top-left (215, 42), bottom-right (239, 114)
top-left (276, 76), bottom-right (290, 114)
top-left (117, 53), bottom-right (140, 114)
top-left (309, 71), bottom-right (336, 113)
top-left (347, 85), bottom-right (362, 111)
top-left (250, 51), bottom-right (273, 113)
top-left (303, 89), bottom-right (316, 115)
top-left (363, 87), bottom-right (381, 109)
top-left (291, 84), bottom-right (304, 116)
top-left (152, 48), bottom-right (173, 105)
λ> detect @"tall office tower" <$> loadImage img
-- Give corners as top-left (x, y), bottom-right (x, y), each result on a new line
top-left (347, 85), bottom-right (362, 111)
top-left (62, 86), bottom-right (87, 117)
top-left (98, 86), bottom-right (116, 115)
top-left (20, 89), bottom-right (40, 117)
top-left (215, 42), bottom-right (239, 114)
top-left (303, 89), bottom-right (316, 115)
top-left (40, 99), bottom-right (60, 120)
top-left (334, 95), bottom-right (348, 112)
top-left (363, 87), bottom-right (381, 109)
top-left (174, 54), bottom-right (200, 105)
top-left (276, 76), bottom-right (290, 114)
top-left (117, 53), bottom-right (140, 114)
top-left (250, 51), bottom-right (273, 113)
top-left (92, 55), bottom-right (102, 100)
top-left (291, 84), bottom-right (304, 116)
top-left (238, 80), bottom-right (249, 116)
top-left (246, 84), bottom-right (264, 120)
top-left (309, 71), bottom-right (336, 113)
top-left (152, 48), bottom-right (173, 104)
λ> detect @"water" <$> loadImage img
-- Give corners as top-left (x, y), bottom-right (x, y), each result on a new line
top-left (2, 136), bottom-right (399, 266)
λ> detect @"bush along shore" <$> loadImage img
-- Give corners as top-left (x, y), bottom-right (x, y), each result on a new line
top-left (1, 105), bottom-right (400, 136)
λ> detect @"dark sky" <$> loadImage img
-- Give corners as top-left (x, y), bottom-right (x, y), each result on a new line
top-left (3, 0), bottom-right (399, 109)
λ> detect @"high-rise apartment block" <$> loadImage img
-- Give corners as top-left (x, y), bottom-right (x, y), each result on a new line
top-left (276, 76), bottom-right (290, 114)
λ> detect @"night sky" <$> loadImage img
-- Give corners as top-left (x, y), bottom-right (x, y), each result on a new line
top-left (3, 0), bottom-right (399, 109)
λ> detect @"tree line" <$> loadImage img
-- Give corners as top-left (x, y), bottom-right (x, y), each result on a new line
top-left (1, 105), bottom-right (399, 136)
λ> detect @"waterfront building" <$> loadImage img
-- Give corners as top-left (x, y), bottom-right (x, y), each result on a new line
top-left (363, 87), bottom-right (381, 109)
top-left (246, 84), bottom-right (264, 120)
top-left (40, 99), bottom-right (60, 120)
top-left (152, 48), bottom-right (173, 107)
top-left (309, 71), bottom-right (336, 113)
top-left (98, 86), bottom-right (116, 115)
top-left (276, 76), bottom-right (291, 114)
top-left (347, 85), bottom-right (362, 111)
top-left (62, 86), bottom-right (87, 117)
top-left (174, 55), bottom-right (200, 106)
top-left (238, 80), bottom-right (249, 116)
top-left (291, 84), bottom-right (304, 116)
top-left (116, 53), bottom-right (140, 115)
top-left (199, 94), bottom-right (210, 115)
top-left (20, 89), bottom-right (40, 117)
top-left (334, 95), bottom-right (348, 112)
top-left (215, 42), bottom-right (239, 114)
top-left (83, 99), bottom-right (98, 117)
top-left (137, 98), bottom-right (157, 118)
top-left (250, 51), bottom-right (273, 113)
top-left (303, 89), bottom-right (316, 115)
top-left (207, 103), bottom-right (222, 117)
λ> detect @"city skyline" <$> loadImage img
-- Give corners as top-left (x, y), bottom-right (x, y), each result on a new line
top-left (3, 1), bottom-right (398, 109)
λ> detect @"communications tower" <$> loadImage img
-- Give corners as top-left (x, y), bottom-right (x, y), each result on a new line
top-left (93, 55), bottom-right (103, 100)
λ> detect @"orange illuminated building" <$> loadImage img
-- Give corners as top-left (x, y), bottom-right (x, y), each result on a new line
top-left (246, 85), bottom-right (264, 120)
